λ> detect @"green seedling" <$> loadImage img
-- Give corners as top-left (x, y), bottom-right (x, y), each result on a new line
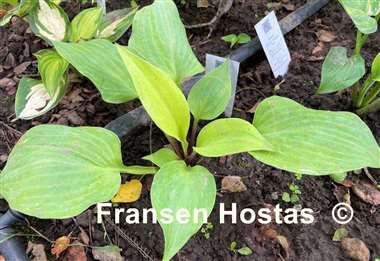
top-left (329, 172), bottom-right (347, 183)
top-left (294, 173), bottom-right (303, 180)
top-left (200, 222), bottom-right (214, 239)
top-left (230, 241), bottom-right (253, 256)
top-left (222, 33), bottom-right (251, 48)
top-left (282, 183), bottom-right (301, 204)
top-left (317, 1), bottom-right (380, 114)
top-left (1, 1), bottom-right (380, 261)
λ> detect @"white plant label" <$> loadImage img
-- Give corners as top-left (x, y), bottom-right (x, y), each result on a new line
top-left (255, 11), bottom-right (291, 78)
top-left (205, 54), bottom-right (240, 117)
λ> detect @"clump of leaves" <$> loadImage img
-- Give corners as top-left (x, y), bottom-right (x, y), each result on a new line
top-left (317, 1), bottom-right (380, 114)
top-left (200, 222), bottom-right (213, 239)
top-left (282, 183), bottom-right (301, 204)
top-left (1, 1), bottom-right (380, 261)
top-left (229, 241), bottom-right (253, 256)
top-left (222, 33), bottom-right (251, 48)
top-left (4, 0), bottom-right (138, 120)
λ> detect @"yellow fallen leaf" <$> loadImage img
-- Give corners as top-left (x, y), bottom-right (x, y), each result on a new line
top-left (51, 236), bottom-right (70, 257)
top-left (112, 179), bottom-right (142, 203)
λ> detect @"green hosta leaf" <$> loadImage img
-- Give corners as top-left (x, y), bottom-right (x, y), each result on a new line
top-left (250, 96), bottom-right (380, 175)
top-left (187, 60), bottom-right (232, 121)
top-left (339, 0), bottom-right (380, 34)
top-left (27, 0), bottom-right (69, 43)
top-left (371, 52), bottom-right (380, 81)
top-left (97, 7), bottom-right (137, 42)
top-left (194, 118), bottom-right (272, 157)
top-left (128, 0), bottom-right (203, 85)
top-left (15, 75), bottom-right (67, 120)
top-left (54, 39), bottom-right (137, 103)
top-left (151, 161), bottom-right (216, 261)
top-left (69, 7), bottom-right (103, 42)
top-left (0, 125), bottom-right (128, 218)
top-left (117, 45), bottom-right (190, 145)
top-left (318, 47), bottom-right (365, 94)
top-left (143, 148), bottom-right (178, 167)
top-left (35, 49), bottom-right (68, 96)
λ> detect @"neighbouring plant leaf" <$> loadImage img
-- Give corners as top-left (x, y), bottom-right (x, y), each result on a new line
top-left (92, 245), bottom-right (123, 261)
top-left (69, 7), bottom-right (103, 42)
top-left (0, 124), bottom-right (133, 218)
top-left (117, 45), bottom-right (190, 146)
top-left (143, 148), bottom-right (178, 167)
top-left (15, 75), bottom-right (67, 120)
top-left (187, 60), bottom-right (232, 121)
top-left (339, 0), bottom-right (380, 34)
top-left (27, 0), bottom-right (69, 43)
top-left (0, 0), bottom-right (37, 26)
top-left (128, 0), bottom-right (203, 85)
top-left (222, 34), bottom-right (238, 48)
top-left (194, 118), bottom-right (272, 157)
top-left (97, 7), bottom-right (137, 42)
top-left (35, 49), bottom-right (68, 96)
top-left (371, 52), bottom-right (380, 81)
top-left (54, 39), bottom-right (137, 103)
top-left (318, 47), bottom-right (365, 94)
top-left (250, 96), bottom-right (380, 175)
top-left (237, 33), bottom-right (251, 44)
top-left (151, 161), bottom-right (216, 261)
top-left (112, 179), bottom-right (142, 203)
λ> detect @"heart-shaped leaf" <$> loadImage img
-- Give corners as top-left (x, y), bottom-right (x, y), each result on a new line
top-left (0, 125), bottom-right (127, 218)
top-left (371, 52), bottom-right (380, 81)
top-left (117, 45), bottom-right (190, 146)
top-left (128, 0), bottom-right (203, 85)
top-left (194, 118), bottom-right (272, 157)
top-left (250, 96), bottom-right (380, 175)
top-left (187, 60), bottom-right (232, 121)
top-left (318, 47), bottom-right (365, 94)
top-left (54, 39), bottom-right (137, 103)
top-left (151, 161), bottom-right (216, 261)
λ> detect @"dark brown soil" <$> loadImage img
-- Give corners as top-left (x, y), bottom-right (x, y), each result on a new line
top-left (0, 0), bottom-right (380, 260)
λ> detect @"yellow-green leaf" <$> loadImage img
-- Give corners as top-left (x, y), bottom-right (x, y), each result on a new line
top-left (194, 118), bottom-right (272, 157)
top-left (251, 96), bottom-right (380, 175)
top-left (128, 0), bottom-right (203, 85)
top-left (188, 60), bottom-right (232, 121)
top-left (116, 45), bottom-right (190, 145)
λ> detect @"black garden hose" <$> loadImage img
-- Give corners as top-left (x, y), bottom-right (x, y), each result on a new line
top-left (0, 0), bottom-right (330, 260)
top-left (0, 209), bottom-right (28, 261)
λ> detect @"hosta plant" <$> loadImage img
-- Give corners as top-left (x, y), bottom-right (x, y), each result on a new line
top-left (5, 0), bottom-right (137, 120)
top-left (317, 0), bottom-right (380, 114)
top-left (1, 1), bottom-right (380, 261)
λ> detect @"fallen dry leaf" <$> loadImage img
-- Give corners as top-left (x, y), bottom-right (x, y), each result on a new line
top-left (316, 30), bottom-right (336, 43)
top-left (27, 242), bottom-right (48, 261)
top-left (79, 229), bottom-right (90, 245)
top-left (341, 238), bottom-right (370, 261)
top-left (92, 245), bottom-right (123, 261)
top-left (352, 182), bottom-right (380, 205)
top-left (67, 111), bottom-right (85, 125)
top-left (221, 176), bottom-right (247, 193)
top-left (112, 179), bottom-right (142, 203)
top-left (62, 241), bottom-right (87, 261)
top-left (0, 78), bottom-right (15, 89)
top-left (283, 3), bottom-right (295, 11)
top-left (51, 236), bottom-right (71, 258)
top-left (13, 61), bottom-right (31, 75)
top-left (262, 228), bottom-right (290, 259)
top-left (312, 42), bottom-right (325, 56)
top-left (197, 0), bottom-right (209, 8)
